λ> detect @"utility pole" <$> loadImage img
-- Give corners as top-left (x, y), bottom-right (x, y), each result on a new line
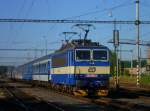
top-left (113, 19), bottom-right (119, 89)
top-left (131, 50), bottom-right (133, 70)
top-left (135, 0), bottom-right (140, 87)
top-left (119, 46), bottom-right (122, 76)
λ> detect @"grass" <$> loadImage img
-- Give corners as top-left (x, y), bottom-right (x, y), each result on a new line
top-left (140, 74), bottom-right (150, 85)
top-left (110, 74), bottom-right (150, 85)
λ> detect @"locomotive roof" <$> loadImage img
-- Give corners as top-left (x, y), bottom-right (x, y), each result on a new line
top-left (55, 39), bottom-right (108, 53)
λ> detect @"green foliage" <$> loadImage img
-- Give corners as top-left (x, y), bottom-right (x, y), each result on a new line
top-left (122, 69), bottom-right (130, 76)
top-left (109, 50), bottom-right (147, 77)
top-left (121, 60), bottom-right (147, 68)
top-left (109, 51), bottom-right (116, 76)
top-left (118, 74), bottom-right (150, 85)
top-left (141, 60), bottom-right (147, 67)
top-left (140, 74), bottom-right (150, 85)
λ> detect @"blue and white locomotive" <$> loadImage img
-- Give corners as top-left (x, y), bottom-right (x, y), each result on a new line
top-left (12, 39), bottom-right (111, 96)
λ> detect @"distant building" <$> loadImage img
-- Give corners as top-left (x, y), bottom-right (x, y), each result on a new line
top-left (125, 68), bottom-right (137, 76)
top-left (125, 67), bottom-right (147, 76)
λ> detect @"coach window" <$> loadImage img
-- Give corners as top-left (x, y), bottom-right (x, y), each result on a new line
top-left (76, 50), bottom-right (91, 61)
top-left (93, 50), bottom-right (107, 61)
top-left (52, 55), bottom-right (67, 67)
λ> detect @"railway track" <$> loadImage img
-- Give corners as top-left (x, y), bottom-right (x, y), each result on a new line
top-left (39, 82), bottom-right (150, 111)
top-left (1, 79), bottom-right (150, 111)
top-left (3, 87), bottom-right (32, 111)
top-left (0, 80), bottom-right (106, 111)
top-left (0, 82), bottom-right (65, 111)
top-left (20, 83), bottom-right (150, 111)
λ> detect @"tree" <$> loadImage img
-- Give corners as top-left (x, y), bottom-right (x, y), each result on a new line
top-left (109, 51), bottom-right (116, 76)
top-left (0, 66), bottom-right (7, 76)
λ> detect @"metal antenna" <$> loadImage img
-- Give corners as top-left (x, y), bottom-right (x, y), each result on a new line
top-left (73, 24), bottom-right (95, 40)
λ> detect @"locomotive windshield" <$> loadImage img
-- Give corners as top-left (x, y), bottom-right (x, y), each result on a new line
top-left (93, 50), bottom-right (107, 60)
top-left (76, 50), bottom-right (90, 61)
top-left (75, 49), bottom-right (108, 61)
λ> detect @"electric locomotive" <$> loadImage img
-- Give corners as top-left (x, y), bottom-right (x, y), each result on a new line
top-left (8, 23), bottom-right (111, 96)
top-left (50, 39), bottom-right (111, 96)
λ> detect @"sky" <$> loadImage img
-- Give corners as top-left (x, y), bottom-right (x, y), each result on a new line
top-left (0, 0), bottom-right (150, 66)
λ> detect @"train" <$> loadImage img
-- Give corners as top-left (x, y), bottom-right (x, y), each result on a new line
top-left (10, 39), bottom-right (111, 96)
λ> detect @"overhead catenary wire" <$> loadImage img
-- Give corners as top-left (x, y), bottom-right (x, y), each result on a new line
top-left (0, 57), bottom-right (34, 59)
top-left (8, 0), bottom-right (27, 45)
top-left (1, 19), bottom-right (150, 24)
top-left (17, 0), bottom-right (26, 19)
top-left (16, 0), bottom-right (35, 37)
top-left (65, 0), bottom-right (134, 19)
top-left (137, 1), bottom-right (150, 22)
top-left (140, 1), bottom-right (150, 8)
top-left (0, 48), bottom-right (55, 51)
top-left (44, 0), bottom-right (58, 38)
top-left (24, 0), bottom-right (35, 20)
top-left (12, 0), bottom-right (26, 41)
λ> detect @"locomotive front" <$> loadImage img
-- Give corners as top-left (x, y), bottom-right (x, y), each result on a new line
top-left (73, 41), bottom-right (111, 96)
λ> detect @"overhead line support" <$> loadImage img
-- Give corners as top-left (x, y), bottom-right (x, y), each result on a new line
top-left (1, 18), bottom-right (150, 24)
top-left (135, 0), bottom-right (140, 87)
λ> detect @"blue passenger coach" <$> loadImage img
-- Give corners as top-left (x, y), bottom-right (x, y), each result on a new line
top-left (32, 55), bottom-right (50, 82)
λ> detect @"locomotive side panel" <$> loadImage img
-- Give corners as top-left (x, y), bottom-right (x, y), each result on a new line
top-left (51, 50), bottom-right (76, 85)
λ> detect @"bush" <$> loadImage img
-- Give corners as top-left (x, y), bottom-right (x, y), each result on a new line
top-left (140, 74), bottom-right (150, 84)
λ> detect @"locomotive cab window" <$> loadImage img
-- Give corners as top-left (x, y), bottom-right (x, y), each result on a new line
top-left (93, 50), bottom-right (108, 61)
top-left (76, 50), bottom-right (91, 61)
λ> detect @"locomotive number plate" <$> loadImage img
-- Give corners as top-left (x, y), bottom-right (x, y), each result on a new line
top-left (86, 74), bottom-right (97, 77)
top-left (88, 67), bottom-right (96, 72)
